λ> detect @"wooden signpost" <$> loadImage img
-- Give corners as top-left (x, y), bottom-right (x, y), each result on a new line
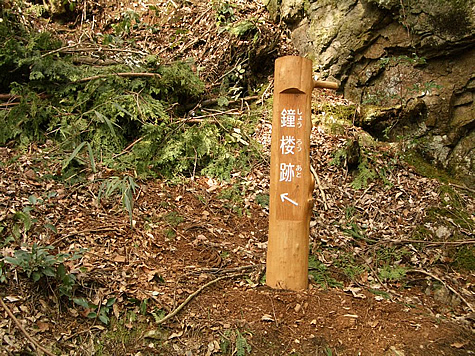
top-left (266, 56), bottom-right (339, 291)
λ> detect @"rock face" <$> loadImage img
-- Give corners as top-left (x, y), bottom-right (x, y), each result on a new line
top-left (272, 0), bottom-right (474, 185)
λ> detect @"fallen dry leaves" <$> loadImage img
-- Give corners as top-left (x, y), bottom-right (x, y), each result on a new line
top-left (1, 0), bottom-right (474, 354)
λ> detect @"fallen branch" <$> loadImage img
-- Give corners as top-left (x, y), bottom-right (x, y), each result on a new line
top-left (186, 95), bottom-right (260, 111)
top-left (449, 183), bottom-right (475, 194)
top-left (0, 297), bottom-right (56, 356)
top-left (0, 102), bottom-right (20, 108)
top-left (380, 238), bottom-right (475, 246)
top-left (72, 56), bottom-right (120, 66)
top-left (41, 43), bottom-right (80, 58)
top-left (0, 94), bottom-right (20, 101)
top-left (182, 109), bottom-right (241, 123)
top-left (406, 269), bottom-right (475, 313)
top-left (310, 165), bottom-right (328, 211)
top-left (74, 72), bottom-right (161, 83)
top-left (112, 137), bottom-right (144, 159)
top-left (156, 273), bottom-right (243, 324)
top-left (203, 95), bottom-right (259, 108)
top-left (43, 46), bottom-right (147, 58)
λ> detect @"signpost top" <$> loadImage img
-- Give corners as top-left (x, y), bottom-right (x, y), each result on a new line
top-left (275, 56), bottom-right (340, 92)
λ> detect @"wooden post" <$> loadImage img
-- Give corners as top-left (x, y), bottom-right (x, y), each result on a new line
top-left (266, 56), bottom-right (339, 290)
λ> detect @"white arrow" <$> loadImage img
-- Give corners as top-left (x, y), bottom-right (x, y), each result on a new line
top-left (280, 193), bottom-right (299, 206)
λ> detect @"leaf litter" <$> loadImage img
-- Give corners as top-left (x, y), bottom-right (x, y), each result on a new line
top-left (1, 0), bottom-right (474, 355)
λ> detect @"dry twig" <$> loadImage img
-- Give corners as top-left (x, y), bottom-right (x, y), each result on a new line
top-left (449, 183), bottom-right (475, 194)
top-left (381, 238), bottom-right (475, 246)
top-left (74, 72), bottom-right (161, 83)
top-left (0, 297), bottom-right (56, 356)
top-left (310, 165), bottom-right (328, 210)
top-left (156, 273), bottom-right (243, 324)
top-left (406, 269), bottom-right (475, 313)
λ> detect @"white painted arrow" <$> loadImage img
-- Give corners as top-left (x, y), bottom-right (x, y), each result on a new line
top-left (280, 193), bottom-right (299, 206)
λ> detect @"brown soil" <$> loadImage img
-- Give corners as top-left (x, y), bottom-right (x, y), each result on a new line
top-left (1, 0), bottom-right (474, 355)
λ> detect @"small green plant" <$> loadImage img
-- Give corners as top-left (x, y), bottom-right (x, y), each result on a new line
top-left (342, 222), bottom-right (367, 240)
top-left (113, 10), bottom-right (141, 37)
top-left (162, 211), bottom-right (184, 226)
top-left (453, 246), bottom-right (475, 271)
top-left (376, 246), bottom-right (409, 265)
top-left (236, 330), bottom-right (251, 356)
top-left (255, 193), bottom-right (269, 208)
top-left (3, 195), bottom-right (59, 245)
top-left (351, 159), bottom-right (377, 190)
top-left (220, 329), bottom-right (252, 355)
top-left (151, 307), bottom-right (167, 323)
top-left (4, 243), bottom-right (84, 296)
top-left (363, 55), bottom-right (436, 107)
top-left (378, 265), bottom-right (407, 282)
top-left (162, 211), bottom-right (184, 239)
top-left (215, 0), bottom-right (236, 26)
top-left (308, 255), bottom-right (342, 288)
top-left (0, 261), bottom-right (7, 283)
top-left (98, 175), bottom-right (138, 226)
top-left (62, 141), bottom-right (97, 174)
top-left (74, 297), bottom-right (117, 325)
top-left (228, 19), bottom-right (257, 37)
top-left (218, 183), bottom-right (248, 214)
top-left (7, 207), bottom-right (35, 241)
top-left (334, 253), bottom-right (367, 281)
top-left (95, 312), bottom-right (151, 354)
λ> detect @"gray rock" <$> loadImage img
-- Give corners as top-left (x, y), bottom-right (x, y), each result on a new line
top-left (281, 0), bottom-right (475, 185)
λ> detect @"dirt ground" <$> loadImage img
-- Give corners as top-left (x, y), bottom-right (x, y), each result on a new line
top-left (1, 0), bottom-right (475, 355)
top-left (1, 125), bottom-right (474, 355)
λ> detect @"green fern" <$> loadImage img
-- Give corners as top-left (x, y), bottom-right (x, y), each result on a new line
top-left (236, 330), bottom-right (251, 356)
top-left (351, 159), bottom-right (377, 189)
top-left (0, 15), bottom-right (262, 182)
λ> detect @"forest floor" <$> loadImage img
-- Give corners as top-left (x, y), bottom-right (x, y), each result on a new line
top-left (1, 0), bottom-right (475, 355)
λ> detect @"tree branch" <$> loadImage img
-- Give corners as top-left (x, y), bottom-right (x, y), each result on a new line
top-left (0, 297), bottom-right (56, 356)
top-left (156, 273), bottom-right (243, 324)
top-left (74, 72), bottom-right (161, 83)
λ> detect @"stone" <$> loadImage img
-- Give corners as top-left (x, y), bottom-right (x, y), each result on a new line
top-left (435, 225), bottom-right (451, 239)
top-left (282, 0), bottom-right (475, 185)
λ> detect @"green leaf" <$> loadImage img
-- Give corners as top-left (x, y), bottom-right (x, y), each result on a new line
top-left (86, 142), bottom-right (97, 173)
top-left (123, 189), bottom-right (133, 224)
top-left (12, 225), bottom-right (21, 239)
top-left (62, 141), bottom-right (86, 170)
top-left (42, 267), bottom-right (56, 277)
top-left (4, 256), bottom-right (20, 266)
top-left (13, 211), bottom-right (32, 232)
top-left (73, 298), bottom-right (91, 308)
top-left (57, 263), bottom-right (66, 279)
top-left (28, 195), bottom-right (37, 205)
top-left (113, 102), bottom-right (133, 117)
top-left (140, 299), bottom-right (148, 315)
top-left (32, 271), bottom-right (42, 282)
top-left (217, 96), bottom-right (229, 107)
top-left (106, 297), bottom-right (116, 307)
top-left (98, 313), bottom-right (110, 325)
top-left (94, 111), bottom-right (117, 136)
top-left (44, 223), bottom-right (57, 233)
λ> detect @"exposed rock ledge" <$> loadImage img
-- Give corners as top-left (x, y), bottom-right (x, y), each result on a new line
top-left (267, 0), bottom-right (474, 185)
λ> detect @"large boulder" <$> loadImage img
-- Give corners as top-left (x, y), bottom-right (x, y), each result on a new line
top-left (273, 0), bottom-right (474, 185)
